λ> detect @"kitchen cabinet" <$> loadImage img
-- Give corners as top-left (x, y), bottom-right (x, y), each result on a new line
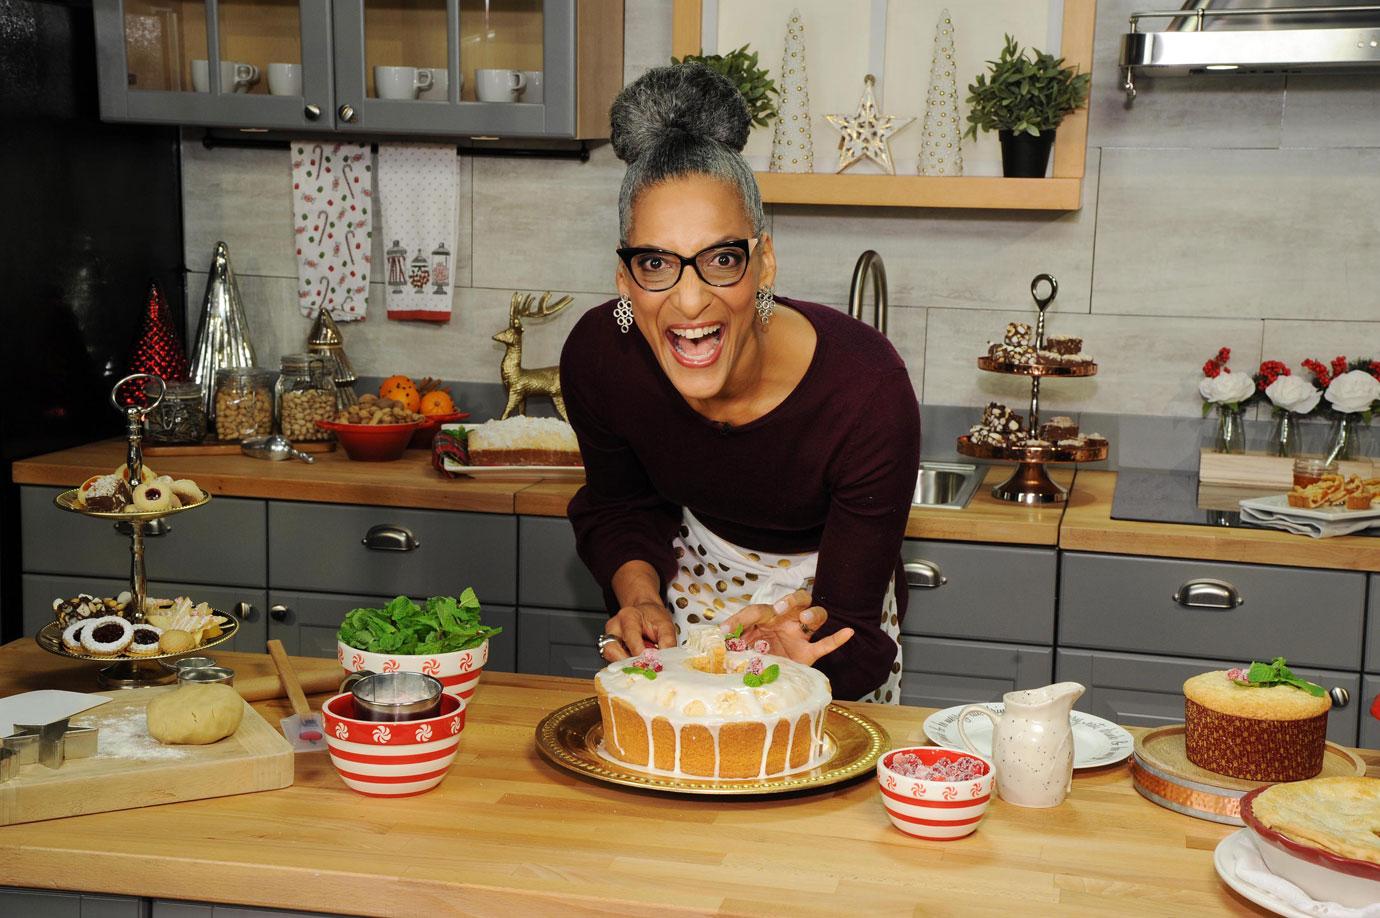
top-left (1367, 573), bottom-right (1380, 673)
top-left (93, 0), bottom-right (623, 138)
top-left (516, 606), bottom-right (606, 678)
top-left (1362, 674), bottom-right (1380, 750)
top-left (517, 515), bottom-right (602, 611)
top-left (899, 636), bottom-right (1052, 709)
top-left (0, 888), bottom-right (143, 918)
top-left (901, 540), bottom-right (1055, 646)
top-left (1057, 648), bottom-right (1360, 746)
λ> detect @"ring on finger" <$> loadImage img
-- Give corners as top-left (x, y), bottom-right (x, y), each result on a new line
top-left (596, 633), bottom-right (622, 655)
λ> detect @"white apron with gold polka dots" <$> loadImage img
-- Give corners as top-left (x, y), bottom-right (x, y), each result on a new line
top-left (666, 509), bottom-right (903, 704)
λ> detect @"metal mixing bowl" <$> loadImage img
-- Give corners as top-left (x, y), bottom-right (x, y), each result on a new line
top-left (349, 671), bottom-right (444, 722)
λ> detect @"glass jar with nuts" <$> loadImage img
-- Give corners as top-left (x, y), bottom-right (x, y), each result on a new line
top-left (276, 354), bottom-right (336, 441)
top-left (213, 367), bottom-right (274, 441)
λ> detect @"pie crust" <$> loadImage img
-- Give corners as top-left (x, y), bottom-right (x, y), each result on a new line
top-left (1252, 776), bottom-right (1380, 866)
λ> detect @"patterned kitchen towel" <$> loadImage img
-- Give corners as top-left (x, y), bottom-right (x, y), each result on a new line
top-left (292, 141), bottom-right (372, 322)
top-left (378, 143), bottom-right (458, 322)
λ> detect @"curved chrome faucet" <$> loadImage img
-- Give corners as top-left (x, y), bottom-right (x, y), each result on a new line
top-left (848, 250), bottom-right (888, 336)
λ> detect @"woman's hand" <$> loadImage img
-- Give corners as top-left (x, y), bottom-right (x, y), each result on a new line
top-left (718, 590), bottom-right (854, 666)
top-left (600, 601), bottom-right (677, 662)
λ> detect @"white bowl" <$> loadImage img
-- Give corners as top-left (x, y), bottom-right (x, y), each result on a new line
top-left (876, 747), bottom-right (994, 841)
top-left (338, 638), bottom-right (488, 700)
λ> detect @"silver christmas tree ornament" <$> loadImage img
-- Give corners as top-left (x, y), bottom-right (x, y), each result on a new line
top-left (919, 9), bottom-right (964, 176)
top-left (189, 241), bottom-right (257, 419)
top-left (825, 74), bottom-right (914, 174)
top-left (307, 307), bottom-right (359, 408)
top-left (769, 8), bottom-right (814, 174)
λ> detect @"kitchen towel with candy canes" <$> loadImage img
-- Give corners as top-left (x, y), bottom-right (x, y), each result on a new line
top-left (292, 141), bottom-right (372, 322)
top-left (378, 143), bottom-right (458, 322)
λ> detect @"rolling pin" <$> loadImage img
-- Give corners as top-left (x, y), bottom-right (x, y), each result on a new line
top-left (234, 666), bottom-right (346, 701)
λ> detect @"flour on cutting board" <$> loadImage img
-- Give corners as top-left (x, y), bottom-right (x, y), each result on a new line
top-left (79, 709), bottom-right (190, 760)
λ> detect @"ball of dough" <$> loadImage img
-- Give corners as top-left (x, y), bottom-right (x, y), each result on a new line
top-left (146, 683), bottom-right (243, 745)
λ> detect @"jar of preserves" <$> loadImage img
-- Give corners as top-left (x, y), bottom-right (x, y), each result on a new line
top-left (144, 381), bottom-right (207, 444)
top-left (213, 367), bottom-right (274, 441)
top-left (275, 354), bottom-right (335, 441)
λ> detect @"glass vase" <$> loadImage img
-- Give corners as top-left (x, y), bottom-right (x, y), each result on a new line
top-left (1268, 410), bottom-right (1303, 458)
top-left (1214, 405), bottom-right (1246, 454)
top-left (1325, 413), bottom-right (1371, 462)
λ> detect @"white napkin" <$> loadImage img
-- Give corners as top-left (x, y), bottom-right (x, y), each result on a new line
top-left (1235, 833), bottom-right (1380, 917)
top-left (291, 141), bottom-right (373, 322)
top-left (378, 143), bottom-right (458, 323)
top-left (0, 691), bottom-right (111, 737)
top-left (1239, 505), bottom-right (1380, 539)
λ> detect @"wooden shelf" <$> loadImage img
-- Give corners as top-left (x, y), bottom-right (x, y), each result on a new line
top-left (754, 172), bottom-right (1083, 211)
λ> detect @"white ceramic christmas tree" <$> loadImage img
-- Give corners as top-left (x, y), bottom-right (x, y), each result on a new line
top-left (918, 9), bottom-right (964, 176)
top-left (770, 8), bottom-right (814, 174)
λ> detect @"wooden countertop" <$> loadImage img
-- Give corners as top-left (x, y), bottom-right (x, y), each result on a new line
top-left (4, 640), bottom-right (1369, 916)
top-left (1062, 471), bottom-right (1380, 573)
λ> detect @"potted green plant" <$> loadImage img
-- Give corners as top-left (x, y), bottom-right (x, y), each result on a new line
top-left (963, 35), bottom-right (1090, 178)
top-left (672, 45), bottom-right (780, 127)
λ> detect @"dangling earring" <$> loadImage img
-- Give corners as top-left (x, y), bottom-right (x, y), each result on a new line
top-left (614, 294), bottom-right (633, 334)
top-left (755, 287), bottom-right (775, 326)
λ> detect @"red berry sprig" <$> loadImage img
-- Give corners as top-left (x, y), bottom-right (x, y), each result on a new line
top-left (1202, 346), bottom-right (1232, 379)
top-left (1331, 355), bottom-right (1349, 379)
top-left (1302, 358), bottom-right (1333, 388)
top-left (1256, 360), bottom-right (1291, 392)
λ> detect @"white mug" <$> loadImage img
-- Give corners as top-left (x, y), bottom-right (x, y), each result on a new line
top-left (520, 70), bottom-right (543, 104)
top-left (475, 68), bottom-right (526, 103)
top-left (267, 62), bottom-right (302, 97)
top-left (374, 66), bottom-right (433, 100)
top-left (191, 60), bottom-right (258, 93)
top-left (417, 68), bottom-right (460, 101)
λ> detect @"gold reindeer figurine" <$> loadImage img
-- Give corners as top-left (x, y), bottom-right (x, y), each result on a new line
top-left (494, 291), bottom-right (574, 420)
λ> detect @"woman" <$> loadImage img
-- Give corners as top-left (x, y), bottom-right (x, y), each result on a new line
top-left (559, 63), bottom-right (920, 702)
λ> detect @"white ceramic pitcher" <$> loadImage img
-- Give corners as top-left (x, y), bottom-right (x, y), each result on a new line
top-left (956, 682), bottom-right (1086, 808)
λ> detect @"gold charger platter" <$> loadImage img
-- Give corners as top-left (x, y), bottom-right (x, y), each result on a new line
top-left (1130, 724), bottom-right (1366, 826)
top-left (54, 488), bottom-right (211, 521)
top-left (35, 615), bottom-right (239, 664)
top-left (534, 697), bottom-right (889, 796)
top-left (977, 356), bottom-right (1098, 378)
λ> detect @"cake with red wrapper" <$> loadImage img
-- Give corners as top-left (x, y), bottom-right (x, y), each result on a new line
top-left (1183, 657), bottom-right (1331, 782)
top-left (464, 416), bottom-right (582, 466)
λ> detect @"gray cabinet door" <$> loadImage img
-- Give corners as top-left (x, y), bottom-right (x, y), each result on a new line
top-left (517, 516), bottom-right (602, 611)
top-left (267, 502), bottom-right (515, 602)
top-left (94, 0), bottom-right (336, 130)
top-left (900, 540), bottom-right (1056, 645)
top-left (1059, 552), bottom-right (1365, 670)
top-left (267, 588), bottom-right (514, 672)
top-left (1057, 648), bottom-right (1361, 746)
top-left (1361, 674), bottom-right (1380, 751)
top-left (517, 606), bottom-right (606, 679)
top-left (1367, 574), bottom-right (1380, 673)
top-left (23, 574), bottom-right (268, 653)
top-left (328, 0), bottom-right (575, 136)
top-left (0, 888), bottom-right (143, 918)
top-left (22, 487), bottom-right (267, 588)
top-left (899, 636), bottom-right (1053, 709)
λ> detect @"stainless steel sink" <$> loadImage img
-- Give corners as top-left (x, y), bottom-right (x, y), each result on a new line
top-left (911, 462), bottom-right (983, 510)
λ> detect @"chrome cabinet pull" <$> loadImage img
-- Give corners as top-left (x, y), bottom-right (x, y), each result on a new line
top-left (904, 560), bottom-right (947, 589)
top-left (1172, 578), bottom-right (1242, 609)
top-left (232, 602), bottom-right (256, 621)
top-left (269, 604), bottom-right (290, 623)
top-left (362, 524), bottom-right (420, 552)
top-left (304, 103), bottom-right (321, 120)
top-left (338, 103), bottom-right (357, 122)
top-left (1330, 687), bottom-right (1351, 709)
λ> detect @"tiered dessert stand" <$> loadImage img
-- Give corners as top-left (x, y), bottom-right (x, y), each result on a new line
top-left (36, 374), bottom-right (237, 688)
top-left (956, 275), bottom-right (1108, 504)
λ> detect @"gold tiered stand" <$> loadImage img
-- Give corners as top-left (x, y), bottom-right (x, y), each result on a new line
top-left (956, 274), bottom-right (1108, 504)
top-left (37, 374), bottom-right (237, 688)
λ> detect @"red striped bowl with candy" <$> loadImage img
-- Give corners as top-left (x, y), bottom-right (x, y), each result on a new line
top-left (322, 691), bottom-right (466, 797)
top-left (876, 747), bottom-right (995, 840)
top-left (337, 639), bottom-right (488, 702)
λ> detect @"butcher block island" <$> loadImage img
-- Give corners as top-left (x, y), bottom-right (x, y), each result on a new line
top-left (2, 643), bottom-right (1373, 916)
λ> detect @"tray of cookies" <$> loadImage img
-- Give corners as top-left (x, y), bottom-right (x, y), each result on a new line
top-left (1240, 474), bottom-right (1380, 522)
top-left (36, 593), bottom-right (238, 664)
top-left (55, 464), bottom-right (208, 520)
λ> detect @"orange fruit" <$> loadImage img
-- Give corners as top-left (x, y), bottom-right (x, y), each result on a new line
top-left (420, 390), bottom-right (456, 417)
top-left (389, 383), bottom-right (421, 413)
top-left (379, 375), bottom-right (414, 399)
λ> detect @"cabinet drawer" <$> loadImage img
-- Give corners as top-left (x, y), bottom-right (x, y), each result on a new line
top-left (900, 540), bottom-right (1055, 645)
top-left (1362, 674), bottom-right (1380, 752)
top-left (268, 503), bottom-right (515, 602)
top-left (1059, 552), bottom-right (1364, 669)
top-left (21, 487), bottom-right (267, 587)
top-left (518, 516), bottom-right (603, 611)
top-left (899, 636), bottom-right (1053, 709)
top-left (516, 607), bottom-right (608, 679)
top-left (1057, 648), bottom-right (1360, 746)
top-left (265, 589), bottom-right (515, 671)
top-left (22, 574), bottom-right (268, 654)
top-left (1367, 574), bottom-right (1380, 672)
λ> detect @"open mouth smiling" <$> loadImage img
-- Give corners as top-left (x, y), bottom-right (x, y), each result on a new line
top-left (666, 323), bottom-right (724, 367)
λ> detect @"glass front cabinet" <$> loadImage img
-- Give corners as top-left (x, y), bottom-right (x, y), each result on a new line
top-left (93, 0), bottom-right (624, 138)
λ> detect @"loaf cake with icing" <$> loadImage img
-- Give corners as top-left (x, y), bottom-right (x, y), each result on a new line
top-left (594, 626), bottom-right (831, 780)
top-left (465, 416), bottom-right (581, 466)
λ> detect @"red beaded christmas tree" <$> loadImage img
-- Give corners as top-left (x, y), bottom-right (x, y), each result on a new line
top-left (123, 281), bottom-right (190, 405)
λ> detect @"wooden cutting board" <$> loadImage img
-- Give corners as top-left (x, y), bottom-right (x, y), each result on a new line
top-left (0, 686), bottom-right (292, 826)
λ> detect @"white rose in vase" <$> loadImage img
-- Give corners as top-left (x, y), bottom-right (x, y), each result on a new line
top-left (1264, 375), bottom-right (1321, 415)
top-left (1198, 371), bottom-right (1256, 408)
top-left (1324, 369), bottom-right (1380, 414)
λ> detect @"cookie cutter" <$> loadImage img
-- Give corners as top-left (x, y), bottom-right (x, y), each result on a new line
top-left (0, 718), bottom-right (100, 781)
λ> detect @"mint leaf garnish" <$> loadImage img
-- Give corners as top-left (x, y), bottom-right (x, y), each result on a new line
top-left (729, 624), bottom-right (744, 640)
top-left (743, 673), bottom-right (763, 688)
top-left (1238, 657), bottom-right (1324, 697)
top-left (622, 666), bottom-right (656, 680)
top-left (760, 664), bottom-right (780, 685)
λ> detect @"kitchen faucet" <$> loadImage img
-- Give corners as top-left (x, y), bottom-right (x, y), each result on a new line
top-left (847, 250), bottom-right (888, 336)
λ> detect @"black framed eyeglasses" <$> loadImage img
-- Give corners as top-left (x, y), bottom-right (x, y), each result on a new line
top-left (616, 237), bottom-right (760, 293)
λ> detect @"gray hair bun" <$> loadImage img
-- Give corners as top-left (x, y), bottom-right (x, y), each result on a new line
top-left (610, 62), bottom-right (751, 164)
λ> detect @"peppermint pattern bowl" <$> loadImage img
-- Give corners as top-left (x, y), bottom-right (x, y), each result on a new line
top-left (876, 747), bottom-right (994, 841)
top-left (337, 639), bottom-right (489, 701)
top-left (322, 691), bottom-right (466, 797)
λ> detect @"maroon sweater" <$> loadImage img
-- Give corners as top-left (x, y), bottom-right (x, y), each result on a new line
top-left (559, 298), bottom-right (921, 700)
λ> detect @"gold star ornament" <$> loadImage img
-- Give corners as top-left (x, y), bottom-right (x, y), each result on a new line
top-left (825, 74), bottom-right (914, 175)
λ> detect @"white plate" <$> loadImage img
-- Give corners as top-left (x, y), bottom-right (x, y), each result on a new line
top-left (1238, 493), bottom-right (1380, 523)
top-left (1214, 828), bottom-right (1314, 918)
top-left (922, 703), bottom-right (1134, 770)
top-left (440, 459), bottom-right (584, 479)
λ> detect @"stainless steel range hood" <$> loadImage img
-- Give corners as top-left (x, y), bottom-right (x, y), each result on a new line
top-left (1119, 1), bottom-right (1380, 100)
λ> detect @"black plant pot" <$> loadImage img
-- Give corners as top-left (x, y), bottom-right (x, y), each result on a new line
top-left (998, 128), bottom-right (1055, 178)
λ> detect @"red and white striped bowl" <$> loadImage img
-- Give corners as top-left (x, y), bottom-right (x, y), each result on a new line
top-left (876, 747), bottom-right (994, 841)
top-left (321, 691), bottom-right (466, 797)
top-left (337, 639), bottom-right (488, 701)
